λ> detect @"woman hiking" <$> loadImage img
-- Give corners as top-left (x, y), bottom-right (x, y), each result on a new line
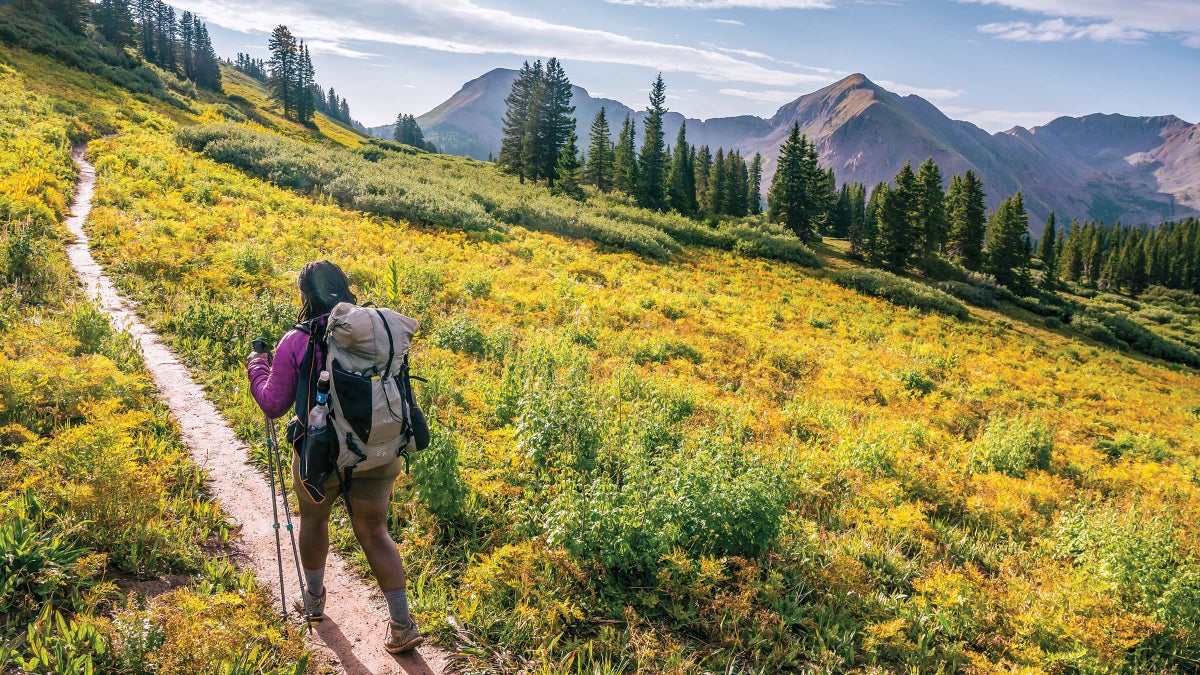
top-left (246, 259), bottom-right (423, 654)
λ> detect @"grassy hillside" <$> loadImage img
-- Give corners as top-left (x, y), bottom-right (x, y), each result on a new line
top-left (5, 41), bottom-right (1200, 673)
top-left (0, 49), bottom-right (309, 673)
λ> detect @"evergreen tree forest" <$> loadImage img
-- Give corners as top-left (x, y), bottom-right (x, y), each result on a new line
top-left (393, 113), bottom-right (436, 152)
top-left (254, 25), bottom-right (360, 127)
top-left (494, 57), bottom-right (1200, 301)
top-left (7, 0), bottom-right (222, 91)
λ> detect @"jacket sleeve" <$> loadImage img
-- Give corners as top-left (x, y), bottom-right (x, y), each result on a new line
top-left (247, 329), bottom-right (306, 420)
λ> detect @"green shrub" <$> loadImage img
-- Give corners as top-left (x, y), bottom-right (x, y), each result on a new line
top-left (969, 416), bottom-right (1053, 477)
top-left (1089, 309), bottom-right (1200, 368)
top-left (411, 423), bottom-right (467, 521)
top-left (632, 337), bottom-right (704, 365)
top-left (1095, 432), bottom-right (1171, 461)
top-left (432, 313), bottom-right (491, 358)
top-left (935, 280), bottom-right (997, 308)
top-left (831, 269), bottom-right (970, 320)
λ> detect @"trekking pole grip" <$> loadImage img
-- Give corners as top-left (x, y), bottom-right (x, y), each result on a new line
top-left (252, 338), bottom-right (271, 354)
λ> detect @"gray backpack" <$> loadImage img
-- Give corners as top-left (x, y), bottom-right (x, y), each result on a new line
top-left (325, 302), bottom-right (427, 476)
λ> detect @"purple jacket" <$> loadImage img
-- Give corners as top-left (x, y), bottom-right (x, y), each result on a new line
top-left (248, 328), bottom-right (322, 420)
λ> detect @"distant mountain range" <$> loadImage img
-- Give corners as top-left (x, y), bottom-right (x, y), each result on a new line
top-left (369, 69), bottom-right (1200, 232)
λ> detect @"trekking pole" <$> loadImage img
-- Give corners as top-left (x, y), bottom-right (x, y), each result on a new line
top-left (266, 413), bottom-right (311, 633)
top-left (254, 339), bottom-right (291, 622)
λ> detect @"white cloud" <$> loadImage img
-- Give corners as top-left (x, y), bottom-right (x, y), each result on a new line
top-left (712, 18), bottom-right (746, 24)
top-left (875, 80), bottom-right (963, 101)
top-left (180, 0), bottom-right (845, 87)
top-left (719, 87), bottom-right (815, 102)
top-left (961, 0), bottom-right (1200, 47)
top-left (978, 18), bottom-right (1145, 43)
top-left (608, 0), bottom-right (833, 8)
top-left (303, 39), bottom-right (377, 59)
top-left (943, 105), bottom-right (1069, 131)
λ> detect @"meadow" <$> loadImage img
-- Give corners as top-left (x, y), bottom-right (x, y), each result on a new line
top-left (4, 42), bottom-right (1200, 673)
top-left (0, 49), bottom-right (309, 673)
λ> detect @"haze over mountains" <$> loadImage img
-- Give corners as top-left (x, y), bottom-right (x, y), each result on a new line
top-left (371, 69), bottom-right (1200, 232)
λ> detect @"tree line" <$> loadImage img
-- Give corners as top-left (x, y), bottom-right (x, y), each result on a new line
top-left (260, 25), bottom-right (356, 127)
top-left (37, 0), bottom-right (222, 90)
top-left (497, 63), bottom-right (764, 215)
top-left (392, 113), bottom-right (437, 152)
top-left (1051, 217), bottom-right (1200, 295)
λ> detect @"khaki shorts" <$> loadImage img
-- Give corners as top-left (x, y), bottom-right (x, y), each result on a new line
top-left (292, 453), bottom-right (403, 505)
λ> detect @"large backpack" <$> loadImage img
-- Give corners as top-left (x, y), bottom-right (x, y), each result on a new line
top-left (289, 303), bottom-right (429, 508)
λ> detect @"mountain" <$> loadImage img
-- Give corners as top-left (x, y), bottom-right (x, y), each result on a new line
top-left (371, 71), bottom-right (1200, 232)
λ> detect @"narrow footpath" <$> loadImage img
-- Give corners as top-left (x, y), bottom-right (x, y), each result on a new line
top-left (65, 145), bottom-right (452, 675)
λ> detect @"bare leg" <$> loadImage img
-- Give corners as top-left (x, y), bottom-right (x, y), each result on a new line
top-left (297, 493), bottom-right (334, 572)
top-left (348, 493), bottom-right (406, 592)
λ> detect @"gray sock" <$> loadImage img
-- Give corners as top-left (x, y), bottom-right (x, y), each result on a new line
top-left (303, 568), bottom-right (325, 596)
top-left (384, 588), bottom-right (410, 623)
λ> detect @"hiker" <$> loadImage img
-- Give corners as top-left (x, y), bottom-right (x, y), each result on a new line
top-left (246, 260), bottom-right (424, 654)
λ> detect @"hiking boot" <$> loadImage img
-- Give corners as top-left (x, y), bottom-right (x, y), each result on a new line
top-left (384, 616), bottom-right (424, 654)
top-left (293, 587), bottom-right (326, 622)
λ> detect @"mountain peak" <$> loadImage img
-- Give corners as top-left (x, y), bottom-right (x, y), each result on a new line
top-left (835, 73), bottom-right (874, 89)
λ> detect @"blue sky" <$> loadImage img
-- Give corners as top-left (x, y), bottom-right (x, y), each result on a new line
top-left (189, 0), bottom-right (1200, 132)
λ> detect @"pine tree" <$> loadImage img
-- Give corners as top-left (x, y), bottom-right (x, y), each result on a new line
top-left (153, 1), bottom-right (177, 73)
top-left (747, 152), bottom-right (763, 215)
top-left (393, 114), bottom-right (426, 147)
top-left (338, 99), bottom-right (350, 123)
top-left (768, 124), bottom-right (817, 242)
top-left (614, 113), bottom-right (638, 195)
top-left (666, 122), bottom-right (697, 216)
top-left (914, 157), bottom-right (947, 264)
top-left (1038, 211), bottom-right (1058, 288)
top-left (134, 0), bottom-right (156, 63)
top-left (828, 183), bottom-right (852, 238)
top-left (95, 0), bottom-right (136, 47)
top-left (541, 58), bottom-right (576, 187)
top-left (584, 108), bottom-right (615, 192)
top-left (294, 43), bottom-right (316, 124)
top-left (636, 73), bottom-right (669, 211)
top-left (194, 20), bottom-right (221, 91)
top-left (498, 61), bottom-right (537, 182)
top-left (179, 11), bottom-right (195, 80)
top-left (863, 183), bottom-right (888, 264)
top-left (946, 170), bottom-right (987, 270)
top-left (694, 145), bottom-right (712, 210)
top-left (49, 0), bottom-right (90, 34)
top-left (706, 148), bottom-right (726, 216)
top-left (877, 161), bottom-right (919, 273)
top-left (984, 192), bottom-right (1033, 290)
top-left (727, 151), bottom-right (750, 217)
top-left (267, 25), bottom-right (299, 119)
top-left (554, 130), bottom-right (584, 199)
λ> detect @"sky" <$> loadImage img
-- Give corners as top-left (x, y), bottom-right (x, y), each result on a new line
top-left (186, 0), bottom-right (1200, 132)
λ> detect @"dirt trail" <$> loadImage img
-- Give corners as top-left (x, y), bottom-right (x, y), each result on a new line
top-left (66, 145), bottom-right (452, 675)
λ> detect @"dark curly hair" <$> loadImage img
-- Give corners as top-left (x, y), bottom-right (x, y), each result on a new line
top-left (297, 260), bottom-right (357, 321)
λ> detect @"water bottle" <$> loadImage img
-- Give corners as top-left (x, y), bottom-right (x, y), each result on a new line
top-left (309, 371), bottom-right (330, 431)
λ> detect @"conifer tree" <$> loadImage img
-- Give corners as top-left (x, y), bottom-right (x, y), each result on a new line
top-left (706, 148), bottom-right (726, 216)
top-left (134, 0), bottom-right (156, 63)
top-left (95, 0), bottom-right (136, 47)
top-left (153, 1), bottom-right (177, 73)
top-left (828, 183), bottom-right (852, 238)
top-left (294, 43), bottom-right (316, 124)
top-left (554, 130), bottom-right (584, 199)
top-left (747, 152), bottom-right (763, 215)
top-left (984, 192), bottom-right (1033, 290)
top-left (1038, 211), bottom-right (1058, 287)
top-left (585, 108), bottom-right (615, 192)
top-left (666, 122), bottom-right (697, 216)
top-left (179, 11), bottom-right (195, 80)
top-left (614, 113), bottom-right (638, 195)
top-left (636, 74), bottom-right (669, 210)
top-left (521, 58), bottom-right (576, 186)
top-left (946, 170), bottom-right (987, 270)
top-left (768, 124), bottom-right (818, 242)
top-left (915, 157), bottom-right (947, 263)
top-left (862, 182), bottom-right (888, 264)
top-left (393, 114), bottom-right (427, 147)
top-left (499, 60), bottom-right (537, 182)
top-left (338, 99), bottom-right (350, 123)
top-left (50, 0), bottom-right (90, 33)
top-left (877, 161), bottom-right (919, 273)
top-left (694, 145), bottom-right (712, 210)
top-left (267, 25), bottom-right (299, 118)
top-left (725, 151), bottom-right (749, 217)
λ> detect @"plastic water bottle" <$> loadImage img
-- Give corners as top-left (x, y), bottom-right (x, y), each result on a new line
top-left (308, 371), bottom-right (331, 432)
